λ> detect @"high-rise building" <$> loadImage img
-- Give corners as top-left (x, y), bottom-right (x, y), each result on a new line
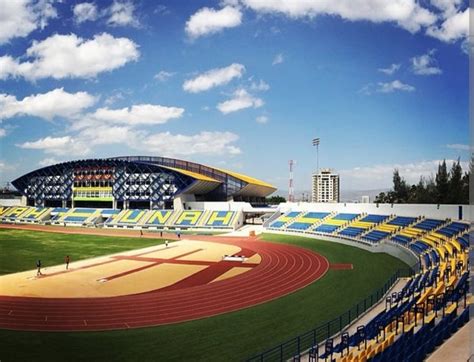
top-left (312, 168), bottom-right (340, 203)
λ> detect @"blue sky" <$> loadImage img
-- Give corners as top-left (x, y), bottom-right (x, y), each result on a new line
top-left (0, 0), bottom-right (469, 194)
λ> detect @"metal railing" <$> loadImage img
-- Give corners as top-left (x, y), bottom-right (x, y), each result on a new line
top-left (246, 267), bottom-right (414, 361)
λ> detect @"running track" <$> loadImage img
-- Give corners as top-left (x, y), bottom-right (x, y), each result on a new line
top-left (0, 225), bottom-right (329, 331)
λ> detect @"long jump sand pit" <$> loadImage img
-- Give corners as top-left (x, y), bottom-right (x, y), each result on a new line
top-left (0, 225), bottom-right (329, 331)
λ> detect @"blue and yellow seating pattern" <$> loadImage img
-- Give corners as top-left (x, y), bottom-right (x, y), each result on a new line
top-left (205, 211), bottom-right (235, 227)
top-left (175, 210), bottom-right (204, 226)
top-left (314, 213), bottom-right (359, 234)
top-left (270, 211), bottom-right (302, 229)
top-left (145, 210), bottom-right (174, 226)
top-left (287, 212), bottom-right (330, 231)
top-left (115, 209), bottom-right (148, 224)
top-left (338, 214), bottom-right (389, 238)
top-left (62, 208), bottom-right (99, 223)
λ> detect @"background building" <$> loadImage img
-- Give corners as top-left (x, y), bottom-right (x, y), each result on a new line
top-left (312, 168), bottom-right (340, 203)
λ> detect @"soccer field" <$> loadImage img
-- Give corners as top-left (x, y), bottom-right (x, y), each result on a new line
top-left (0, 229), bottom-right (408, 361)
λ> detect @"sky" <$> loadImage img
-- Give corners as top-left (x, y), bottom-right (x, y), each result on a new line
top-left (0, 0), bottom-right (470, 196)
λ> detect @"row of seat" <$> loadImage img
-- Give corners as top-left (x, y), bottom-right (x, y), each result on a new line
top-left (0, 206), bottom-right (239, 229)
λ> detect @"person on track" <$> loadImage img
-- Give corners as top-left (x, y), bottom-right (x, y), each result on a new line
top-left (36, 259), bottom-right (42, 276)
top-left (65, 255), bottom-right (70, 270)
top-left (165, 240), bottom-right (169, 248)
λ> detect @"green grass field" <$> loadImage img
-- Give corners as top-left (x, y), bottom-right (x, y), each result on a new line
top-left (0, 229), bottom-right (409, 361)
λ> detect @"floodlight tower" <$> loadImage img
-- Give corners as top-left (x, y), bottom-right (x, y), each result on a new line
top-left (288, 160), bottom-right (295, 202)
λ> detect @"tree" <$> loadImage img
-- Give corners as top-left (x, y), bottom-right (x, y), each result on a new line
top-left (447, 158), bottom-right (463, 204)
top-left (392, 169), bottom-right (409, 203)
top-left (266, 195), bottom-right (286, 204)
top-left (435, 160), bottom-right (449, 203)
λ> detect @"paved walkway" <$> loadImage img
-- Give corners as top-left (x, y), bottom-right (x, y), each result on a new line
top-left (427, 319), bottom-right (473, 362)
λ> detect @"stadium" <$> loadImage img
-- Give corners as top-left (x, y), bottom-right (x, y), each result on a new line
top-left (0, 156), bottom-right (471, 361)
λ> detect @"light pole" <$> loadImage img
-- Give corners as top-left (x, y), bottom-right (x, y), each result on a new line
top-left (312, 138), bottom-right (320, 173)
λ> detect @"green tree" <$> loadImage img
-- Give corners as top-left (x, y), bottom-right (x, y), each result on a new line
top-left (447, 158), bottom-right (463, 203)
top-left (435, 160), bottom-right (449, 203)
top-left (266, 195), bottom-right (286, 204)
top-left (392, 169), bottom-right (409, 203)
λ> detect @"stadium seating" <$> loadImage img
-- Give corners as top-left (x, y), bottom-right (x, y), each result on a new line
top-left (313, 213), bottom-right (360, 235)
top-left (286, 211), bottom-right (331, 231)
top-left (317, 234), bottom-right (470, 362)
top-left (0, 206), bottom-right (30, 220)
top-left (112, 209), bottom-right (148, 225)
top-left (205, 211), bottom-right (236, 227)
top-left (391, 218), bottom-right (444, 245)
top-left (143, 210), bottom-right (174, 226)
top-left (269, 211), bottom-right (302, 229)
top-left (174, 210), bottom-right (204, 226)
top-left (18, 207), bottom-right (51, 222)
top-left (338, 214), bottom-right (389, 238)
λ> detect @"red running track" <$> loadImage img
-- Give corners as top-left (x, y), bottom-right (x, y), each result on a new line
top-left (0, 236), bottom-right (329, 332)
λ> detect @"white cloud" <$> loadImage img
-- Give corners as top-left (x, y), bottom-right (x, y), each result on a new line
top-left (73, 2), bottom-right (98, 23)
top-left (107, 0), bottom-right (139, 27)
top-left (0, 128), bottom-right (5, 137)
top-left (446, 143), bottom-right (470, 151)
top-left (183, 63), bottom-right (245, 93)
top-left (339, 159), bottom-right (469, 190)
top-left (272, 53), bottom-right (284, 65)
top-left (18, 136), bottom-right (90, 156)
top-left (426, 7), bottom-right (468, 43)
top-left (241, 0), bottom-right (437, 33)
top-left (38, 157), bottom-right (59, 167)
top-left (139, 131), bottom-right (241, 156)
top-left (217, 88), bottom-right (263, 114)
top-left (19, 128), bottom-right (241, 158)
top-left (185, 6), bottom-right (242, 38)
top-left (0, 88), bottom-right (96, 121)
top-left (0, 0), bottom-right (57, 44)
top-left (250, 79), bottom-right (270, 91)
top-left (377, 80), bottom-right (415, 93)
top-left (378, 63), bottom-right (401, 75)
top-left (91, 104), bottom-right (184, 126)
top-left (154, 70), bottom-right (175, 82)
top-left (0, 33), bottom-right (139, 80)
top-left (256, 115), bottom-right (268, 124)
top-left (411, 49), bottom-right (442, 75)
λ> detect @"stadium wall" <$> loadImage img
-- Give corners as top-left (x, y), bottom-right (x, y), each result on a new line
top-left (279, 202), bottom-right (471, 221)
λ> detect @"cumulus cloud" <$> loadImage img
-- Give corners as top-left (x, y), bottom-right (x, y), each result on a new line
top-left (91, 104), bottom-right (185, 126)
top-left (411, 49), bottom-right (442, 75)
top-left (241, 0), bottom-right (436, 33)
top-left (0, 0), bottom-right (57, 44)
top-left (378, 63), bottom-right (401, 75)
top-left (19, 129), bottom-right (241, 158)
top-left (256, 115), bottom-right (268, 124)
top-left (73, 2), bottom-right (98, 23)
top-left (185, 6), bottom-right (242, 38)
top-left (139, 131), bottom-right (241, 156)
top-left (0, 33), bottom-right (139, 81)
top-left (0, 128), bottom-right (6, 137)
top-left (154, 70), bottom-right (176, 82)
top-left (427, 7), bottom-right (468, 43)
top-left (377, 80), bottom-right (415, 93)
top-left (107, 0), bottom-right (139, 27)
top-left (339, 159), bottom-right (469, 190)
top-left (217, 88), bottom-right (263, 114)
top-left (183, 63), bottom-right (245, 93)
top-left (272, 53), bottom-right (284, 65)
top-left (0, 88), bottom-right (96, 120)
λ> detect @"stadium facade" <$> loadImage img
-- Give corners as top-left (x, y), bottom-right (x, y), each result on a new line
top-left (12, 156), bottom-right (276, 209)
